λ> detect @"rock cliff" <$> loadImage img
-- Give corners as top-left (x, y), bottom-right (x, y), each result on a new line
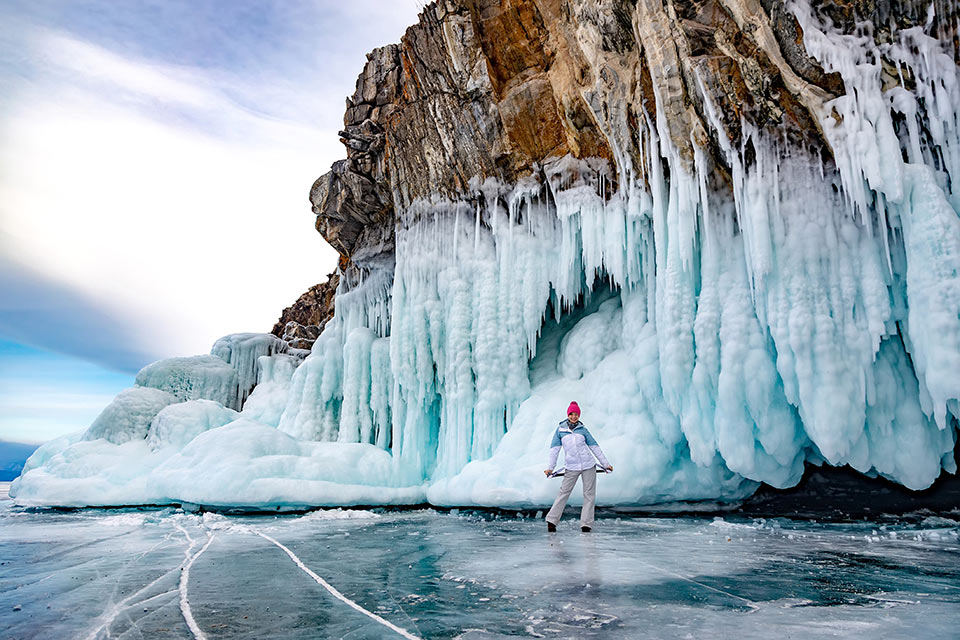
top-left (302, 0), bottom-right (956, 274)
top-left (271, 266), bottom-right (341, 349)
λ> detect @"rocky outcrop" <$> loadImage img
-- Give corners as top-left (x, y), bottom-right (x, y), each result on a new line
top-left (272, 268), bottom-right (341, 348)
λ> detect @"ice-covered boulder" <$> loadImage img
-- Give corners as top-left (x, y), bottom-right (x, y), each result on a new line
top-left (211, 333), bottom-right (288, 407)
top-left (83, 387), bottom-right (179, 444)
top-left (9, 437), bottom-right (162, 507)
top-left (135, 355), bottom-right (239, 409)
top-left (15, 432), bottom-right (83, 479)
top-left (146, 400), bottom-right (239, 450)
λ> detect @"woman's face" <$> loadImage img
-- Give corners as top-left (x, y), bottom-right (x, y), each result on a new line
top-left (568, 412), bottom-right (580, 424)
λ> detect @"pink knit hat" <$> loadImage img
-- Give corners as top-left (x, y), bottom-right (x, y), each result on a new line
top-left (567, 402), bottom-right (581, 416)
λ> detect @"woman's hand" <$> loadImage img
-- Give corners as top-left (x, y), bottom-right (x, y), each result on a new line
top-left (544, 469), bottom-right (553, 477)
top-left (606, 465), bottom-right (613, 472)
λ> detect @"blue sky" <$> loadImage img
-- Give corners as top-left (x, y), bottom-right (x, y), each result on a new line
top-left (0, 1), bottom-right (421, 443)
top-left (0, 339), bottom-right (132, 444)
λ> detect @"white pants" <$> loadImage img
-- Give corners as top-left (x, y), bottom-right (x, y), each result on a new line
top-left (545, 467), bottom-right (597, 526)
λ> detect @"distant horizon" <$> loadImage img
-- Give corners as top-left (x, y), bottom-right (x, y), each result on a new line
top-left (0, 438), bottom-right (45, 447)
top-left (0, 339), bottom-right (132, 443)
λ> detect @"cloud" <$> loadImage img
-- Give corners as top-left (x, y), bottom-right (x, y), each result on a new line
top-left (0, 252), bottom-right (162, 372)
top-left (0, 91), bottom-right (338, 361)
top-left (0, 2), bottom-right (426, 443)
top-left (44, 31), bottom-right (225, 111)
top-left (0, 2), bottom-right (422, 369)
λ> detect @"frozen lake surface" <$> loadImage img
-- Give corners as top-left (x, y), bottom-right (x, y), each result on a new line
top-left (2, 498), bottom-right (959, 639)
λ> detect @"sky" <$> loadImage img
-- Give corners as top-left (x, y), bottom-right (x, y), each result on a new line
top-left (0, 1), bottom-right (423, 444)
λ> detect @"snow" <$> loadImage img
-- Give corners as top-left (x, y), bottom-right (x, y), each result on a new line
top-left (10, 3), bottom-right (960, 509)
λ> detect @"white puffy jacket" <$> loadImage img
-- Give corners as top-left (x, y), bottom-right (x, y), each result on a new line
top-left (547, 420), bottom-right (611, 471)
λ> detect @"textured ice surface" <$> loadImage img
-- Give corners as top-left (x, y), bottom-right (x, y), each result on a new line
top-left (11, 3), bottom-right (960, 509)
top-left (83, 387), bottom-right (179, 444)
top-left (239, 354), bottom-right (300, 427)
top-left (10, 419), bottom-right (423, 509)
top-left (210, 333), bottom-right (288, 408)
top-left (136, 356), bottom-right (239, 409)
top-left (147, 400), bottom-right (240, 451)
top-left (2, 502), bottom-right (958, 639)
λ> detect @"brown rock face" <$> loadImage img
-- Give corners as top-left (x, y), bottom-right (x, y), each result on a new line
top-left (309, 0), bottom-right (624, 266)
top-left (308, 0), bottom-right (840, 263)
top-left (287, 0), bottom-right (958, 327)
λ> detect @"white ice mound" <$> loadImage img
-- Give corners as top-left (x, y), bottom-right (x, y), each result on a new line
top-left (10, 437), bottom-right (163, 507)
top-left (152, 419), bottom-right (409, 507)
top-left (146, 400), bottom-right (239, 450)
top-left (135, 355), bottom-right (240, 409)
top-left (10, 418), bottom-right (425, 509)
top-left (83, 387), bottom-right (179, 444)
top-left (427, 374), bottom-right (759, 508)
top-left (558, 297), bottom-right (622, 380)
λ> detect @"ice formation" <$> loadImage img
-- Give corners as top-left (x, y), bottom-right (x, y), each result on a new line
top-left (210, 333), bottom-right (290, 407)
top-left (12, 418), bottom-right (420, 508)
top-left (83, 387), bottom-right (179, 444)
top-left (146, 400), bottom-right (239, 450)
top-left (10, 2), bottom-right (960, 509)
top-left (240, 354), bottom-right (301, 427)
top-left (135, 355), bottom-right (240, 409)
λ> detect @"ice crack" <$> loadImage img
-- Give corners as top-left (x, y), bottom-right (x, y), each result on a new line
top-left (254, 531), bottom-right (421, 639)
top-left (175, 523), bottom-right (215, 640)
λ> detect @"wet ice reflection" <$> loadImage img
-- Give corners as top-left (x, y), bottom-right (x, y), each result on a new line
top-left (2, 503), bottom-right (958, 639)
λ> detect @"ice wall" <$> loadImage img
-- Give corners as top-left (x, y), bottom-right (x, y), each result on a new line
top-left (279, 0), bottom-right (959, 499)
top-left (211, 333), bottom-right (289, 408)
top-left (240, 354), bottom-right (301, 427)
top-left (135, 334), bottom-right (290, 411)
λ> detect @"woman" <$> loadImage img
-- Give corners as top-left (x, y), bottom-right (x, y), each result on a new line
top-left (543, 402), bottom-right (613, 532)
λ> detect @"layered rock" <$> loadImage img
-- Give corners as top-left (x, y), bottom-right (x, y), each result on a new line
top-left (309, 0), bottom-right (960, 259)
